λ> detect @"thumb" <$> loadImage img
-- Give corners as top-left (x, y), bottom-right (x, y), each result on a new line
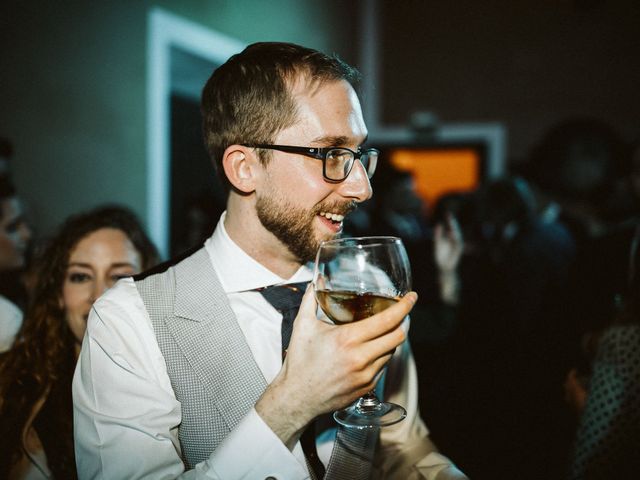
top-left (289, 285), bottom-right (321, 345)
top-left (296, 284), bottom-right (318, 324)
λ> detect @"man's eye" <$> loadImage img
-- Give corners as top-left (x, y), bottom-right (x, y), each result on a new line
top-left (327, 151), bottom-right (351, 165)
top-left (69, 273), bottom-right (91, 283)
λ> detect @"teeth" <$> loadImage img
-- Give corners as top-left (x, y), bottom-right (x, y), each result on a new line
top-left (320, 212), bottom-right (344, 222)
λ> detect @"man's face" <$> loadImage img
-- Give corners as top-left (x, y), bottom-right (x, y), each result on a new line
top-left (255, 79), bottom-right (372, 263)
top-left (0, 197), bottom-right (31, 270)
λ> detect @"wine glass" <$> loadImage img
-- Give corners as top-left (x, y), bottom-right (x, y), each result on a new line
top-left (313, 236), bottom-right (412, 428)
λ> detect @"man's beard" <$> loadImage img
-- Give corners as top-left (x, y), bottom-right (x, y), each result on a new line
top-left (255, 191), bottom-right (356, 264)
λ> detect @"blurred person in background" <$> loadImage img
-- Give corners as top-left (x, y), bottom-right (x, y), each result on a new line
top-left (0, 139), bottom-right (33, 352)
top-left (523, 117), bottom-right (627, 242)
top-left (0, 205), bottom-right (158, 479)
top-left (422, 176), bottom-right (577, 479)
top-left (524, 120), bottom-right (640, 404)
top-left (567, 224), bottom-right (640, 479)
top-left (566, 136), bottom-right (640, 336)
top-left (368, 166), bottom-right (430, 243)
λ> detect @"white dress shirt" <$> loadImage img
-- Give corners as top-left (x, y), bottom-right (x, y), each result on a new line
top-left (73, 214), bottom-right (462, 480)
top-left (0, 294), bottom-right (22, 352)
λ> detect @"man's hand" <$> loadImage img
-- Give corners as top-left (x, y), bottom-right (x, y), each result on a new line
top-left (255, 286), bottom-right (417, 447)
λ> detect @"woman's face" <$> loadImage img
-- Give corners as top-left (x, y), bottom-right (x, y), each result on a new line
top-left (62, 228), bottom-right (142, 345)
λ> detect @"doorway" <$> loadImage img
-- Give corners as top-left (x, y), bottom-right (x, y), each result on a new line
top-left (147, 8), bottom-right (245, 258)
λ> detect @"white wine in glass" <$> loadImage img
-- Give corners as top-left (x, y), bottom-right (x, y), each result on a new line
top-left (313, 236), bottom-right (411, 428)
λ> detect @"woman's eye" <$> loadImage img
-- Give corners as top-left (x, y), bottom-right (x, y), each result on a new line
top-left (69, 272), bottom-right (91, 283)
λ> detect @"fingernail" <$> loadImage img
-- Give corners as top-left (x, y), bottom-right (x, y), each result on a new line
top-left (406, 292), bottom-right (418, 304)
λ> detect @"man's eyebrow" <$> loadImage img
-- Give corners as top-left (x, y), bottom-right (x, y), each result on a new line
top-left (311, 135), bottom-right (369, 147)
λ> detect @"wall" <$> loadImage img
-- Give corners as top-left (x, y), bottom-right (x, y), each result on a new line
top-left (6, 0), bottom-right (636, 239)
top-left (379, 0), bottom-right (640, 162)
top-left (0, 0), bottom-right (356, 238)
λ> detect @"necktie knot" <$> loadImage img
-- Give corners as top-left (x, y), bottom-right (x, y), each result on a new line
top-left (256, 282), bottom-right (309, 355)
top-left (257, 282), bottom-right (308, 312)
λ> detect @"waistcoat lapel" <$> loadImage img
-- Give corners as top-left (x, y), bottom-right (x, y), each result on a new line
top-left (169, 248), bottom-right (267, 432)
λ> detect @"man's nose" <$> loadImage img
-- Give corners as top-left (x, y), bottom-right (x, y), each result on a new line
top-left (337, 160), bottom-right (373, 202)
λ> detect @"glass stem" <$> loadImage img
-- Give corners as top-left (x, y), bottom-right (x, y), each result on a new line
top-left (356, 391), bottom-right (382, 413)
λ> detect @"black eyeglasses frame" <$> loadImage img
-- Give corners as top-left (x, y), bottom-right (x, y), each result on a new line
top-left (242, 143), bottom-right (379, 183)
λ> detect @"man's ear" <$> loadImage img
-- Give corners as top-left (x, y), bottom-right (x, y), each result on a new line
top-left (222, 145), bottom-right (259, 194)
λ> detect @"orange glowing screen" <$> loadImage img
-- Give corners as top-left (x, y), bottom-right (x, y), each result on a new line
top-left (389, 148), bottom-right (482, 211)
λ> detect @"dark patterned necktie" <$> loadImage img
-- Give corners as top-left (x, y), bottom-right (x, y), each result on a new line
top-left (257, 282), bottom-right (309, 358)
top-left (258, 282), bottom-right (378, 480)
top-left (257, 282), bottom-right (326, 479)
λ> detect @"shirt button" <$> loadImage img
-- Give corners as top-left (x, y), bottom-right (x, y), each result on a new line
top-left (265, 477), bottom-right (277, 480)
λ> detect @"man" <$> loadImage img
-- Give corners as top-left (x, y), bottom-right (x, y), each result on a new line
top-left (73, 42), bottom-right (466, 479)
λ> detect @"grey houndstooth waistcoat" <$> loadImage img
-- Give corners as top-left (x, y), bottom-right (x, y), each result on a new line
top-left (136, 247), bottom-right (267, 467)
top-left (135, 247), bottom-right (378, 478)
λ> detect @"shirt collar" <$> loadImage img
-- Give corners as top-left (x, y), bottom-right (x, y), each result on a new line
top-left (205, 211), bottom-right (313, 294)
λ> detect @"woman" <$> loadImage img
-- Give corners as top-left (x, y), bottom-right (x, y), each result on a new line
top-left (568, 228), bottom-right (640, 479)
top-left (0, 205), bottom-right (158, 479)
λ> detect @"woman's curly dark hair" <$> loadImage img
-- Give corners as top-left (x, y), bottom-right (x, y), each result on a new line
top-left (0, 205), bottom-right (158, 478)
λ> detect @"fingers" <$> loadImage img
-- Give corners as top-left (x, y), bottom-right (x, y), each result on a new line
top-left (446, 213), bottom-right (463, 241)
top-left (438, 212), bottom-right (461, 241)
top-left (445, 210), bottom-right (455, 224)
top-left (342, 350), bottom-right (399, 397)
top-left (350, 291), bottom-right (417, 342)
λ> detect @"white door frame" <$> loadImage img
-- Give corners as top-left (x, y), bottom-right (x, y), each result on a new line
top-left (146, 7), bottom-right (245, 258)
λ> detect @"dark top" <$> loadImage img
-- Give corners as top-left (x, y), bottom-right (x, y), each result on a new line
top-left (569, 324), bottom-right (640, 479)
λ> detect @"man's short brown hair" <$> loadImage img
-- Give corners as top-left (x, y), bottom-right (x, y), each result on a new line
top-left (201, 42), bottom-right (360, 191)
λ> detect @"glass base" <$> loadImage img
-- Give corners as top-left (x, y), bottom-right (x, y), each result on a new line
top-left (333, 395), bottom-right (407, 429)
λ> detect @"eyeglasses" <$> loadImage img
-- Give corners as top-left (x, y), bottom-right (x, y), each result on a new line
top-left (243, 144), bottom-right (379, 183)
